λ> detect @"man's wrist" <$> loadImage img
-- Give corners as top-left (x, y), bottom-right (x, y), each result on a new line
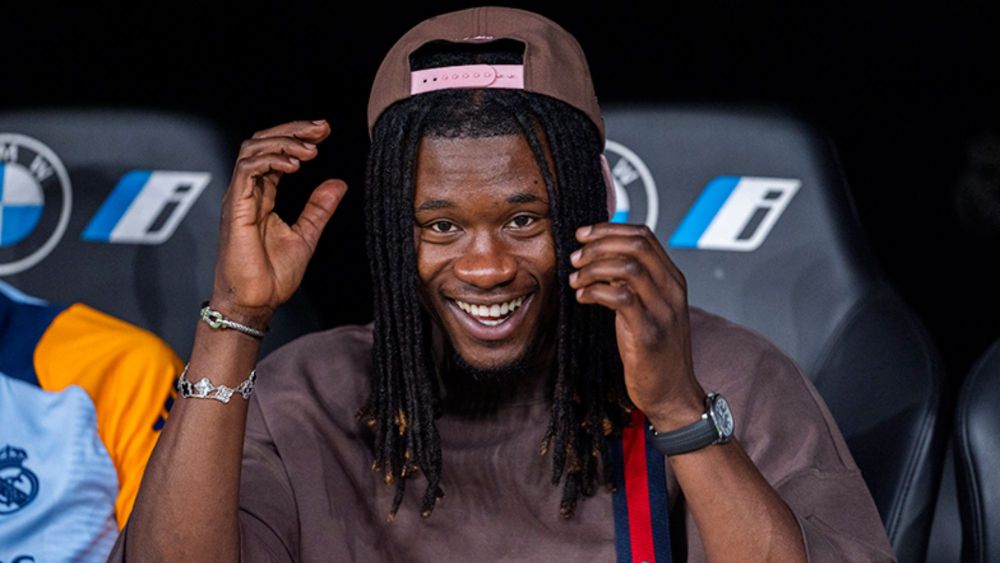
top-left (205, 297), bottom-right (274, 330)
top-left (649, 391), bottom-right (736, 457)
top-left (646, 385), bottom-right (707, 433)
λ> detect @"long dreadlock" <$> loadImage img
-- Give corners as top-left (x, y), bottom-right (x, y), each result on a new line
top-left (356, 40), bottom-right (633, 522)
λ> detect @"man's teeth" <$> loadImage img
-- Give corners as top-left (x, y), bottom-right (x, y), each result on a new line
top-left (455, 296), bottom-right (526, 325)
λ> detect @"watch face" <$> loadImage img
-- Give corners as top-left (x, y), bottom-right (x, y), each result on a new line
top-left (712, 395), bottom-right (735, 438)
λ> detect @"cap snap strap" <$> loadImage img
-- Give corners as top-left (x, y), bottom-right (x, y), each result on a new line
top-left (411, 64), bottom-right (524, 95)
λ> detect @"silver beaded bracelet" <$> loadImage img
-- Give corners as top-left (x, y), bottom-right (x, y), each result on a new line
top-left (176, 363), bottom-right (257, 403)
top-left (199, 301), bottom-right (268, 340)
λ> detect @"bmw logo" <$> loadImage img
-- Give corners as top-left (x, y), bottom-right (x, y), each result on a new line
top-left (0, 134), bottom-right (72, 275)
top-left (604, 140), bottom-right (658, 231)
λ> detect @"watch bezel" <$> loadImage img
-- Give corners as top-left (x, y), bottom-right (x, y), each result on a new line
top-left (706, 392), bottom-right (734, 444)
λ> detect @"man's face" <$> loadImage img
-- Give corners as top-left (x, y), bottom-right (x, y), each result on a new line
top-left (413, 134), bottom-right (558, 374)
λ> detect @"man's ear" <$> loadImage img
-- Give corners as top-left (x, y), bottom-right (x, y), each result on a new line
top-left (600, 153), bottom-right (617, 220)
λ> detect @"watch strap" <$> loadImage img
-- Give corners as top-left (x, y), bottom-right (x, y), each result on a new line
top-left (649, 412), bottom-right (719, 456)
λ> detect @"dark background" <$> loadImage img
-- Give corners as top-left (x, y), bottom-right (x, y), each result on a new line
top-left (4, 1), bottom-right (999, 398)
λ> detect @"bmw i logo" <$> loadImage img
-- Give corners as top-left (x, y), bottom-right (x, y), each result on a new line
top-left (604, 140), bottom-right (658, 231)
top-left (0, 134), bottom-right (72, 275)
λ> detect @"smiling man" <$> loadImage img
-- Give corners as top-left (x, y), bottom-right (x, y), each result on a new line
top-left (114, 7), bottom-right (895, 563)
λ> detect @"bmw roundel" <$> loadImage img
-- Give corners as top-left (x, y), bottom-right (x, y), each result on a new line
top-left (604, 139), bottom-right (658, 231)
top-left (0, 134), bottom-right (72, 275)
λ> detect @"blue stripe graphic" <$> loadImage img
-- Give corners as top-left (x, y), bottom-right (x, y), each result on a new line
top-left (611, 209), bottom-right (629, 224)
top-left (644, 419), bottom-right (672, 562)
top-left (0, 163), bottom-right (6, 200)
top-left (610, 438), bottom-right (632, 563)
top-left (668, 176), bottom-right (740, 248)
top-left (81, 170), bottom-right (152, 241)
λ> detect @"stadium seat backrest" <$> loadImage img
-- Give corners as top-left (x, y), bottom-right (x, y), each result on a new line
top-left (0, 109), bottom-right (322, 358)
top-left (602, 103), bottom-right (947, 562)
top-left (955, 338), bottom-right (1000, 563)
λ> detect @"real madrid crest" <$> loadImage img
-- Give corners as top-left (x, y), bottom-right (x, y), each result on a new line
top-left (0, 445), bottom-right (39, 514)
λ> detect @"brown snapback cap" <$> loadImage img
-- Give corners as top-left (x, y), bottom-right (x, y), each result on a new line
top-left (366, 6), bottom-right (605, 142)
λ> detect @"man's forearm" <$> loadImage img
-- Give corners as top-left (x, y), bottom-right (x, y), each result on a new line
top-left (124, 322), bottom-right (262, 562)
top-left (667, 438), bottom-right (807, 562)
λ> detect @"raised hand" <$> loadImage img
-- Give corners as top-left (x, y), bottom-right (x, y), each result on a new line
top-left (212, 119), bottom-right (348, 322)
top-left (568, 222), bottom-right (706, 430)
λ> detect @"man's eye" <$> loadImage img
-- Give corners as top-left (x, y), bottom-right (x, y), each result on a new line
top-left (508, 215), bottom-right (535, 228)
top-left (430, 220), bottom-right (457, 233)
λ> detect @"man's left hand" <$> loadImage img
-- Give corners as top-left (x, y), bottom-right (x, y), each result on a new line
top-left (569, 222), bottom-right (706, 431)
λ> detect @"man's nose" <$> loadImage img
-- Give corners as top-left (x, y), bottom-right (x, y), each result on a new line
top-left (453, 234), bottom-right (517, 289)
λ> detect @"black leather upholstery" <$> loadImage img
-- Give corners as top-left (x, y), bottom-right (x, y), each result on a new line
top-left (925, 447), bottom-right (963, 563)
top-left (955, 337), bottom-right (1000, 563)
top-left (601, 103), bottom-right (947, 562)
top-left (0, 109), bottom-right (323, 358)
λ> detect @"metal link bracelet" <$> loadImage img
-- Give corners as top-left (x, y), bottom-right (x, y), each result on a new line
top-left (176, 363), bottom-right (257, 403)
top-left (199, 301), bottom-right (268, 340)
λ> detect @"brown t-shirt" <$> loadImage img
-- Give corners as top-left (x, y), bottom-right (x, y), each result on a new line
top-left (111, 306), bottom-right (896, 562)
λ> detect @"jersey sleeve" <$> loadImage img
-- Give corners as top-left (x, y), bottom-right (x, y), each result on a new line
top-left (33, 303), bottom-right (184, 529)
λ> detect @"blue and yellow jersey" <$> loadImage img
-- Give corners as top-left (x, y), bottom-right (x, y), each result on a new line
top-left (0, 280), bottom-right (182, 562)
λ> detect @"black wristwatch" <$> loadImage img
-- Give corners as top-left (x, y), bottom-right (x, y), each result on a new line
top-left (649, 392), bottom-right (735, 456)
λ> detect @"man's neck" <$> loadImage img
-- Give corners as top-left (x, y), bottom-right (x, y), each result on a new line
top-left (430, 325), bottom-right (556, 417)
top-left (438, 355), bottom-right (555, 416)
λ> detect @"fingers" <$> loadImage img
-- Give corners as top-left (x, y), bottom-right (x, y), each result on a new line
top-left (570, 222), bottom-right (687, 313)
top-left (231, 153), bottom-right (302, 201)
top-left (251, 119), bottom-right (331, 143)
top-left (575, 223), bottom-right (685, 287)
top-left (239, 136), bottom-right (319, 162)
top-left (228, 119), bottom-right (333, 205)
top-left (570, 237), bottom-right (676, 296)
top-left (570, 256), bottom-right (660, 300)
top-left (291, 179), bottom-right (349, 252)
top-left (234, 153), bottom-right (302, 177)
top-left (574, 281), bottom-right (637, 309)
top-left (570, 255), bottom-right (671, 318)
top-left (576, 222), bottom-right (672, 265)
top-left (573, 280), bottom-right (666, 338)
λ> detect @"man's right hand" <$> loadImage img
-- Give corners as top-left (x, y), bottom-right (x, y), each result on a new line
top-left (122, 121), bottom-right (347, 562)
top-left (212, 119), bottom-right (348, 324)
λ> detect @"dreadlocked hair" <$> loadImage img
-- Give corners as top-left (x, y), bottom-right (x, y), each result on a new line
top-left (356, 39), bottom-right (633, 522)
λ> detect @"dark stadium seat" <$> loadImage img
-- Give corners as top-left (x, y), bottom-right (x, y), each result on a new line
top-left (601, 103), bottom-right (948, 563)
top-left (954, 337), bottom-right (1000, 563)
top-left (0, 109), bottom-right (323, 358)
